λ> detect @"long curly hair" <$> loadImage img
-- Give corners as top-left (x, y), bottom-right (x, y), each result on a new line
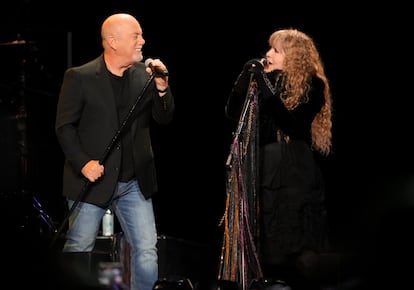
top-left (269, 29), bottom-right (332, 156)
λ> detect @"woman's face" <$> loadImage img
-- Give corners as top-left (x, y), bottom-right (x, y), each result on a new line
top-left (264, 44), bottom-right (285, 72)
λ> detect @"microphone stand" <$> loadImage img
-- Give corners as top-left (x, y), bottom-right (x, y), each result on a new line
top-left (225, 72), bottom-right (257, 169)
top-left (220, 72), bottom-right (264, 290)
top-left (50, 72), bottom-right (156, 249)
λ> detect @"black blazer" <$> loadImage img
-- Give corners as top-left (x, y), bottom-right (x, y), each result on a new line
top-left (55, 55), bottom-right (174, 207)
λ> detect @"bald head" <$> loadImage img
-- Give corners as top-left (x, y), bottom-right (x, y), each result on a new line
top-left (101, 13), bottom-right (140, 41)
top-left (100, 13), bottom-right (145, 73)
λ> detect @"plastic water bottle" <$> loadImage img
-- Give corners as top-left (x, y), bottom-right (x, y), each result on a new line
top-left (102, 209), bottom-right (114, 236)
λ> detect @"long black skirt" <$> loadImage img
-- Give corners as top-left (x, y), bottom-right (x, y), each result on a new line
top-left (259, 140), bottom-right (330, 266)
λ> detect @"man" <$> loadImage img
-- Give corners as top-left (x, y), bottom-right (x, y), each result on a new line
top-left (55, 13), bottom-right (174, 290)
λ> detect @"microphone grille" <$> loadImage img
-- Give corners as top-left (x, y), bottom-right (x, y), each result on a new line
top-left (144, 58), bottom-right (154, 67)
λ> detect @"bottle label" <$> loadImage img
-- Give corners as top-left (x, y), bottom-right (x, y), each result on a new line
top-left (102, 210), bottom-right (114, 236)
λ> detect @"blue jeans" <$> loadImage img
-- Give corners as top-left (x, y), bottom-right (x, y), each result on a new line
top-left (63, 179), bottom-right (158, 290)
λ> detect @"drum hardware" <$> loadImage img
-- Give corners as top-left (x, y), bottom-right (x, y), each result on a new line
top-left (0, 34), bottom-right (57, 236)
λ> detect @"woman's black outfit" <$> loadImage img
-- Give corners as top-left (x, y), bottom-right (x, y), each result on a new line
top-left (225, 61), bottom-right (330, 289)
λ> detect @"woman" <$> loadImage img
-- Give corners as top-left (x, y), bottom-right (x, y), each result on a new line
top-left (225, 28), bottom-right (333, 289)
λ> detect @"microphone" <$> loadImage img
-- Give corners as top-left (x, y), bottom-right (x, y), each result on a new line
top-left (247, 58), bottom-right (267, 69)
top-left (144, 58), bottom-right (169, 77)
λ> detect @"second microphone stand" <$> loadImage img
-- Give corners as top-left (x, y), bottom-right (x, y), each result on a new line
top-left (220, 72), bottom-right (263, 290)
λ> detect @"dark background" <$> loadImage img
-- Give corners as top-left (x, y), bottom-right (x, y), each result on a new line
top-left (0, 0), bottom-right (412, 287)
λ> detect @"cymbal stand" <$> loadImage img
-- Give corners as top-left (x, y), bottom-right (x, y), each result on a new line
top-left (12, 36), bottom-right (57, 236)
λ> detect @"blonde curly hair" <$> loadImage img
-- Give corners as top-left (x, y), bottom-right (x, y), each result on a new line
top-left (269, 29), bottom-right (332, 156)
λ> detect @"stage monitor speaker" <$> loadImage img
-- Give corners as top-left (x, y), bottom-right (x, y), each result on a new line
top-left (54, 233), bottom-right (218, 289)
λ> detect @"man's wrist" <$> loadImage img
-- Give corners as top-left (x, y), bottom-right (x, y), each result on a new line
top-left (157, 87), bottom-right (168, 93)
